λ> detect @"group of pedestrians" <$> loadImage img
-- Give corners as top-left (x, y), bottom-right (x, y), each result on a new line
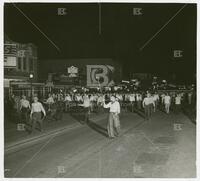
top-left (5, 89), bottom-right (194, 138)
top-left (20, 95), bottom-right (46, 134)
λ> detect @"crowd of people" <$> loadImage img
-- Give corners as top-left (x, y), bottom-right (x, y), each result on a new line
top-left (4, 89), bottom-right (195, 137)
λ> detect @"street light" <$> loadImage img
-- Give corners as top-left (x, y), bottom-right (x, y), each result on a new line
top-left (29, 73), bottom-right (34, 102)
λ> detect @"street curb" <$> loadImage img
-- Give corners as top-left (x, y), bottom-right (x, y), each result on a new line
top-left (5, 114), bottom-right (108, 155)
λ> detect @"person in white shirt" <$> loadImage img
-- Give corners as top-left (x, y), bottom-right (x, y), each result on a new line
top-left (118, 94), bottom-right (123, 102)
top-left (164, 93), bottom-right (171, 114)
top-left (161, 93), bottom-right (165, 105)
top-left (103, 96), bottom-right (121, 138)
top-left (93, 94), bottom-right (98, 110)
top-left (78, 94), bottom-right (90, 124)
top-left (14, 95), bottom-right (21, 113)
top-left (149, 94), bottom-right (155, 115)
top-left (143, 93), bottom-right (155, 120)
top-left (125, 94), bottom-right (130, 102)
top-left (89, 94), bottom-right (95, 112)
top-left (136, 93), bottom-right (142, 110)
top-left (52, 93), bottom-right (56, 101)
top-left (171, 92), bottom-right (176, 107)
top-left (124, 94), bottom-right (129, 112)
top-left (57, 93), bottom-right (61, 102)
top-left (76, 94), bottom-right (83, 103)
top-left (30, 96), bottom-right (46, 133)
top-left (46, 94), bottom-right (55, 111)
top-left (97, 94), bottom-right (105, 113)
top-left (129, 93), bottom-right (136, 112)
top-left (175, 94), bottom-right (181, 112)
top-left (64, 94), bottom-right (72, 112)
top-left (20, 95), bottom-right (30, 123)
top-left (188, 92), bottom-right (192, 105)
top-left (153, 92), bottom-right (159, 112)
top-left (20, 95), bottom-right (30, 109)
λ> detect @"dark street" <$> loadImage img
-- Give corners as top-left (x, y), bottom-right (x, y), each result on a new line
top-left (5, 110), bottom-right (196, 178)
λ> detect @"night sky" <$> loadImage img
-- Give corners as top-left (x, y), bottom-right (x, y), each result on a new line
top-left (4, 3), bottom-right (197, 81)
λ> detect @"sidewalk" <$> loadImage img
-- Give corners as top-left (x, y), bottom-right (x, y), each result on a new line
top-left (4, 112), bottom-right (108, 154)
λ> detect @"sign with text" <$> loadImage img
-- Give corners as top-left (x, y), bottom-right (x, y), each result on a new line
top-left (87, 65), bottom-right (115, 87)
top-left (4, 44), bottom-right (17, 57)
top-left (17, 50), bottom-right (26, 57)
top-left (4, 44), bottom-right (17, 67)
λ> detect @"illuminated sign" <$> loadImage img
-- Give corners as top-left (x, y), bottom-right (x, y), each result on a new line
top-left (87, 65), bottom-right (115, 87)
top-left (4, 44), bottom-right (17, 56)
top-left (4, 44), bottom-right (17, 67)
top-left (4, 57), bottom-right (17, 67)
top-left (17, 50), bottom-right (26, 57)
top-left (67, 66), bottom-right (78, 77)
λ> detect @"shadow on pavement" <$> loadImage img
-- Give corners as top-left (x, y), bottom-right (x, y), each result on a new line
top-left (181, 104), bottom-right (196, 124)
top-left (133, 108), bottom-right (145, 119)
top-left (87, 120), bottom-right (108, 138)
top-left (70, 106), bottom-right (86, 124)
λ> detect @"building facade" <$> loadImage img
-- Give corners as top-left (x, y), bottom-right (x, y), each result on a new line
top-left (4, 36), bottom-right (38, 98)
top-left (4, 36), bottom-right (38, 87)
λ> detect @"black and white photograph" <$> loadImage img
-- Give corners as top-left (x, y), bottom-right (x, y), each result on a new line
top-left (2, 0), bottom-right (197, 178)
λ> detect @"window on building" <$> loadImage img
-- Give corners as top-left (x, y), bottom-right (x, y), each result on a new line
top-left (29, 58), bottom-right (34, 71)
top-left (23, 57), bottom-right (27, 71)
top-left (17, 57), bottom-right (21, 70)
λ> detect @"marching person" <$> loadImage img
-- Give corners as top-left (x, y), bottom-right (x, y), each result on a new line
top-left (142, 93), bottom-right (155, 121)
top-left (164, 93), bottom-right (171, 114)
top-left (129, 93), bottom-right (136, 112)
top-left (149, 94), bottom-right (155, 115)
top-left (136, 92), bottom-right (142, 110)
top-left (46, 93), bottom-right (55, 111)
top-left (76, 93), bottom-right (83, 104)
top-left (175, 94), bottom-right (182, 113)
top-left (64, 94), bottom-right (72, 112)
top-left (124, 93), bottom-right (130, 112)
top-left (153, 92), bottom-right (159, 112)
top-left (78, 94), bottom-right (90, 124)
top-left (29, 96), bottom-right (46, 133)
top-left (116, 93), bottom-right (123, 107)
top-left (89, 94), bottom-right (95, 112)
top-left (93, 93), bottom-right (98, 111)
top-left (97, 93), bottom-right (104, 113)
top-left (103, 95), bottom-right (121, 139)
top-left (161, 92), bottom-right (165, 110)
top-left (171, 92), bottom-right (176, 110)
top-left (188, 92), bottom-right (192, 105)
top-left (20, 95), bottom-right (30, 123)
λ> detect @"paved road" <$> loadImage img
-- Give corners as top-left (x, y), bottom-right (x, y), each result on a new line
top-left (4, 110), bottom-right (196, 178)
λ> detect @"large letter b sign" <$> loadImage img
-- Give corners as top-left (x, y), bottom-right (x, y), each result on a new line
top-left (87, 65), bottom-right (113, 87)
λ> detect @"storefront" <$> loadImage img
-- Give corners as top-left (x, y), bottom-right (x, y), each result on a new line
top-left (9, 81), bottom-right (46, 99)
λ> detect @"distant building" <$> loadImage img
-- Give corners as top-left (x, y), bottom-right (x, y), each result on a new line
top-left (4, 35), bottom-right (38, 89)
top-left (132, 73), bottom-right (152, 80)
top-left (39, 58), bottom-right (122, 87)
